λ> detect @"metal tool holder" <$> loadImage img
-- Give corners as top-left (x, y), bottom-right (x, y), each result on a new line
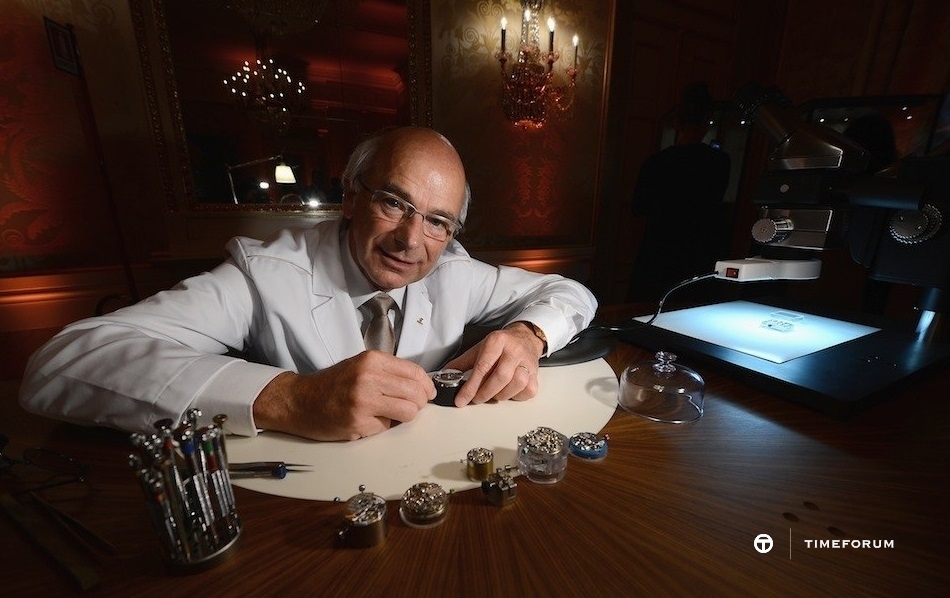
top-left (128, 410), bottom-right (241, 571)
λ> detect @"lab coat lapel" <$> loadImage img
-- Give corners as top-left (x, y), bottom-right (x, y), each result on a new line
top-left (308, 224), bottom-right (365, 363)
top-left (397, 282), bottom-right (432, 358)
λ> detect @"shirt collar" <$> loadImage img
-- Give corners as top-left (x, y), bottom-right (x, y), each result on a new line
top-left (341, 232), bottom-right (406, 311)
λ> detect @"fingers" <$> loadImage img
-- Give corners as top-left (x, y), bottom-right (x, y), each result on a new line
top-left (256, 351), bottom-right (436, 441)
top-left (452, 331), bottom-right (539, 406)
top-left (472, 363), bottom-right (537, 404)
top-left (365, 351), bottom-right (437, 408)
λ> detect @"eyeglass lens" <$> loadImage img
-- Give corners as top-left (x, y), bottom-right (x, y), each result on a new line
top-left (372, 191), bottom-right (458, 239)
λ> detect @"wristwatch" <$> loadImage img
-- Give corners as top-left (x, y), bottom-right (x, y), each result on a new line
top-left (432, 369), bottom-right (466, 407)
top-left (508, 321), bottom-right (547, 354)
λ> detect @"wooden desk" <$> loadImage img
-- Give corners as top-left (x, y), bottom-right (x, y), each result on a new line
top-left (2, 340), bottom-right (948, 596)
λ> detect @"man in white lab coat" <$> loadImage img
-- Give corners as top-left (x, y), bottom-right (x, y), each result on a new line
top-left (20, 127), bottom-right (597, 441)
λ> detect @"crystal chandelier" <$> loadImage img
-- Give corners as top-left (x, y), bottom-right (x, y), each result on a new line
top-left (496, 0), bottom-right (578, 129)
top-left (224, 57), bottom-right (306, 135)
top-left (217, 0), bottom-right (328, 134)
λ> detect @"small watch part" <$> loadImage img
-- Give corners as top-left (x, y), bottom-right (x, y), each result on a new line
top-left (481, 468), bottom-right (518, 506)
top-left (399, 482), bottom-right (449, 528)
top-left (466, 447), bottom-right (494, 482)
top-left (338, 488), bottom-right (387, 548)
top-left (569, 432), bottom-right (609, 461)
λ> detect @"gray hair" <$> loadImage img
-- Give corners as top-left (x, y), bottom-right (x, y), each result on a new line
top-left (342, 128), bottom-right (472, 225)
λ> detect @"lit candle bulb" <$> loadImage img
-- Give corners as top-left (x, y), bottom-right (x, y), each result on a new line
top-left (572, 34), bottom-right (579, 68)
top-left (547, 17), bottom-right (555, 53)
top-left (501, 16), bottom-right (507, 52)
top-left (524, 8), bottom-right (531, 44)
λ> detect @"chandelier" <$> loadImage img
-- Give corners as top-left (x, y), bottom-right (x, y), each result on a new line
top-left (217, 0), bottom-right (328, 134)
top-left (224, 57), bottom-right (306, 135)
top-left (496, 0), bottom-right (578, 129)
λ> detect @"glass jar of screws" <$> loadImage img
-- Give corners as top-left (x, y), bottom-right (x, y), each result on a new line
top-left (517, 426), bottom-right (569, 484)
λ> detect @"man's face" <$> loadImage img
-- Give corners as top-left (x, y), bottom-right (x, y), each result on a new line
top-left (343, 130), bottom-right (467, 291)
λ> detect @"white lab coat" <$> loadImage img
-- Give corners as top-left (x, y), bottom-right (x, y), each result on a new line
top-left (20, 219), bottom-right (597, 436)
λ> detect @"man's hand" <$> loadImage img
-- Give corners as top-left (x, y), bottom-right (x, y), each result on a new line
top-left (443, 321), bottom-right (545, 407)
top-left (252, 351), bottom-right (436, 441)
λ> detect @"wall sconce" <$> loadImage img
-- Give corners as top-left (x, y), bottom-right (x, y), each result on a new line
top-left (495, 0), bottom-right (578, 129)
top-left (226, 155), bottom-right (296, 204)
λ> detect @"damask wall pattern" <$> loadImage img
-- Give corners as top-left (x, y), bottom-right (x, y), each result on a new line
top-left (0, 1), bottom-right (121, 273)
top-left (430, 0), bottom-right (612, 250)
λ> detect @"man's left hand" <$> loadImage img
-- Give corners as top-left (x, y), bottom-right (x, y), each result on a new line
top-left (443, 322), bottom-right (545, 407)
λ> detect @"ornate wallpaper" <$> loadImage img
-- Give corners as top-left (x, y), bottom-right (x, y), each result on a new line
top-left (0, 1), bottom-right (119, 272)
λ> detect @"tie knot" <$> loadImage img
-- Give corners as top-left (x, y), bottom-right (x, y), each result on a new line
top-left (366, 293), bottom-right (395, 316)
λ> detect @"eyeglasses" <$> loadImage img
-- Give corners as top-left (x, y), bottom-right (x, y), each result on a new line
top-left (1, 436), bottom-right (88, 494)
top-left (356, 177), bottom-right (462, 241)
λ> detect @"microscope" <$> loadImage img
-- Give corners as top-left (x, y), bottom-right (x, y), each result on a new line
top-left (615, 83), bottom-right (950, 417)
top-left (732, 82), bottom-right (949, 342)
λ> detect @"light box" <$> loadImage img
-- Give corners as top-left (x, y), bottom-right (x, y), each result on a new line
top-left (618, 298), bottom-right (950, 418)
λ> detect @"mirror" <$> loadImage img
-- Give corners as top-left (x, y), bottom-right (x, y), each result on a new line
top-left (131, 0), bottom-right (431, 212)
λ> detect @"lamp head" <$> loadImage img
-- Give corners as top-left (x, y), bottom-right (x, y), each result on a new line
top-left (275, 161), bottom-right (296, 184)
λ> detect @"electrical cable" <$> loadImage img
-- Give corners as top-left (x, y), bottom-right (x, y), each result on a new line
top-left (568, 271), bottom-right (719, 344)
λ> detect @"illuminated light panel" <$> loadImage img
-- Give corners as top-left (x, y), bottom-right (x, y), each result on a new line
top-left (637, 301), bottom-right (879, 364)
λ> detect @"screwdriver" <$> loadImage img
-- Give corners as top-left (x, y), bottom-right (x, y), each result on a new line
top-left (228, 462), bottom-right (310, 479)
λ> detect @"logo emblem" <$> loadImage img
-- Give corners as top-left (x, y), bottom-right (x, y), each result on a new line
top-left (754, 534), bottom-right (774, 553)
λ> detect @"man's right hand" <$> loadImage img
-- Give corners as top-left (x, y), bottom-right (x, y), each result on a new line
top-left (252, 351), bottom-right (436, 441)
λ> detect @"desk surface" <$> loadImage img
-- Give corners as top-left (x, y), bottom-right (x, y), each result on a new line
top-left (2, 328), bottom-right (949, 596)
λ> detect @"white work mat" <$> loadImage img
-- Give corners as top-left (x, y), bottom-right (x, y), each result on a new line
top-left (226, 359), bottom-right (619, 501)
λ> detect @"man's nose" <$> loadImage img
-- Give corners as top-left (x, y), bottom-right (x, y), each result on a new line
top-left (393, 212), bottom-right (425, 248)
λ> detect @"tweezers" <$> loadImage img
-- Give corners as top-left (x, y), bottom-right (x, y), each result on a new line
top-left (229, 461), bottom-right (311, 479)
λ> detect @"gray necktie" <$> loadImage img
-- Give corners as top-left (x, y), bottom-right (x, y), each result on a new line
top-left (364, 293), bottom-right (396, 353)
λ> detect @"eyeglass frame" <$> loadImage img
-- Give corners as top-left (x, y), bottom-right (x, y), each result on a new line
top-left (0, 442), bottom-right (88, 494)
top-left (355, 177), bottom-right (464, 241)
